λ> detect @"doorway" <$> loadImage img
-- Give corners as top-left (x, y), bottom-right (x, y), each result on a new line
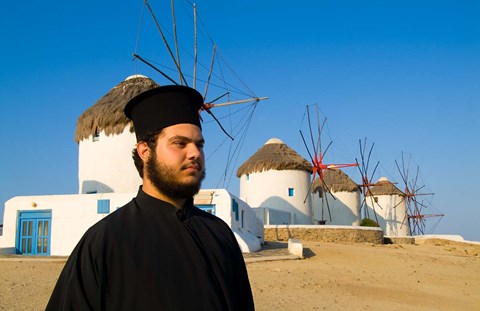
top-left (16, 210), bottom-right (52, 255)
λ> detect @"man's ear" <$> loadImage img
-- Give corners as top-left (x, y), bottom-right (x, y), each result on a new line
top-left (136, 141), bottom-right (151, 162)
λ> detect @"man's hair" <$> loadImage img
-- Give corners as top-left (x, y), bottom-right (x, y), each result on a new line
top-left (132, 129), bottom-right (164, 178)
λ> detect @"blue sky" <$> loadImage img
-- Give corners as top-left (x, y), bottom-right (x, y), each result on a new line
top-left (1, 0), bottom-right (479, 241)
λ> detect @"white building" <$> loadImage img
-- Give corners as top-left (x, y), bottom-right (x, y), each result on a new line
top-left (0, 190), bottom-right (261, 256)
top-left (0, 75), bottom-right (262, 255)
top-left (366, 177), bottom-right (409, 236)
top-left (237, 138), bottom-right (313, 225)
top-left (311, 168), bottom-right (361, 226)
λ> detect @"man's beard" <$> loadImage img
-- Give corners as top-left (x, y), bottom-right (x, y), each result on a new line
top-left (146, 152), bottom-right (205, 199)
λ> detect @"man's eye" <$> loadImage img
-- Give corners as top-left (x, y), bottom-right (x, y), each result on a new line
top-left (173, 141), bottom-right (186, 147)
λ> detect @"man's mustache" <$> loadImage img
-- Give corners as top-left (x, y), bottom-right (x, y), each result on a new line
top-left (181, 161), bottom-right (202, 171)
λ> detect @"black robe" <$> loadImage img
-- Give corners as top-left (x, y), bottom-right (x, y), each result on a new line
top-left (46, 188), bottom-right (254, 310)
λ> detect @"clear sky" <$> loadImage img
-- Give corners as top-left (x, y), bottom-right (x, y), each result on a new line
top-left (1, 0), bottom-right (479, 241)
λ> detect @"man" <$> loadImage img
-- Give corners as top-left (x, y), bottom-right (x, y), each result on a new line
top-left (46, 85), bottom-right (255, 310)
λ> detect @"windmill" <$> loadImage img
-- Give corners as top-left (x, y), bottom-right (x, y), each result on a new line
top-left (355, 138), bottom-right (383, 225)
top-left (133, 0), bottom-right (268, 189)
top-left (299, 104), bottom-right (358, 224)
top-left (133, 0), bottom-right (267, 118)
top-left (395, 152), bottom-right (444, 235)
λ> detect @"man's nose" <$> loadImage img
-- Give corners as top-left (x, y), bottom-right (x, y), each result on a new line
top-left (187, 143), bottom-right (201, 159)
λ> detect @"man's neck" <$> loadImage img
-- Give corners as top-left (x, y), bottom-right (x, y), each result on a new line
top-left (142, 181), bottom-right (186, 209)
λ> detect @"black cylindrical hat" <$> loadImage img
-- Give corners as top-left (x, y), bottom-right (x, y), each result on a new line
top-left (124, 85), bottom-right (203, 140)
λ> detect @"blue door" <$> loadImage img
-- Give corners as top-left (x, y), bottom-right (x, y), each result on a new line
top-left (17, 210), bottom-right (52, 255)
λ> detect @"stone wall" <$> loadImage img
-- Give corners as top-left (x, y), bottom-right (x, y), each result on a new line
top-left (264, 225), bottom-right (384, 244)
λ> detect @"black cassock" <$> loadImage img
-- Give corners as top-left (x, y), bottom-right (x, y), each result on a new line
top-left (46, 188), bottom-right (254, 310)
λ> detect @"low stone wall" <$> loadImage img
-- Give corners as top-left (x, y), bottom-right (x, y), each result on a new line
top-left (264, 225), bottom-right (384, 244)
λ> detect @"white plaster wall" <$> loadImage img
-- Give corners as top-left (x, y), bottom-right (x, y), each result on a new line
top-left (312, 191), bottom-right (361, 226)
top-left (0, 197), bottom-right (23, 252)
top-left (0, 193), bottom-right (135, 255)
top-left (255, 217), bottom-right (264, 244)
top-left (253, 207), bottom-right (293, 225)
top-left (239, 170), bottom-right (312, 224)
top-left (367, 194), bottom-right (409, 236)
top-left (208, 189), bottom-right (233, 226)
top-left (78, 127), bottom-right (141, 194)
top-left (233, 230), bottom-right (261, 252)
top-left (207, 189), bottom-right (261, 252)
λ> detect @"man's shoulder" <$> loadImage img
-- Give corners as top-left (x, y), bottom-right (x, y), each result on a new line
top-left (86, 199), bottom-right (136, 234)
top-left (192, 205), bottom-right (221, 220)
top-left (191, 206), bottom-right (232, 230)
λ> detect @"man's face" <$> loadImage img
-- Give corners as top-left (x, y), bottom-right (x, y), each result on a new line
top-left (146, 123), bottom-right (205, 199)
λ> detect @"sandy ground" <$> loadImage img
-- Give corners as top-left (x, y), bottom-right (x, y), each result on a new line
top-left (0, 240), bottom-right (479, 311)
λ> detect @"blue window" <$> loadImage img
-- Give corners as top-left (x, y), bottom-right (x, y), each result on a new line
top-left (288, 188), bottom-right (295, 197)
top-left (232, 199), bottom-right (239, 221)
top-left (97, 199), bottom-right (110, 214)
top-left (16, 210), bottom-right (52, 255)
top-left (197, 204), bottom-right (216, 215)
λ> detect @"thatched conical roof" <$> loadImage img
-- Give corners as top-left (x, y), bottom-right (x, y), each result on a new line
top-left (236, 138), bottom-right (312, 177)
top-left (74, 75), bottom-right (160, 142)
top-left (367, 177), bottom-right (404, 196)
top-left (311, 168), bottom-right (359, 193)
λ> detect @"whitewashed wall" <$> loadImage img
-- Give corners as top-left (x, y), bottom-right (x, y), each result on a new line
top-left (0, 193), bottom-right (135, 255)
top-left (252, 207), bottom-right (293, 225)
top-left (312, 191), bottom-right (361, 226)
top-left (200, 189), bottom-right (261, 252)
top-left (367, 194), bottom-right (409, 236)
top-left (239, 170), bottom-right (312, 225)
top-left (78, 127), bottom-right (141, 194)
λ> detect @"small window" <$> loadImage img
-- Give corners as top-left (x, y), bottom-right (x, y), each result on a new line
top-left (97, 199), bottom-right (110, 214)
top-left (288, 188), bottom-right (295, 197)
top-left (246, 174), bottom-right (250, 181)
top-left (232, 199), bottom-right (239, 221)
top-left (93, 129), bottom-right (100, 142)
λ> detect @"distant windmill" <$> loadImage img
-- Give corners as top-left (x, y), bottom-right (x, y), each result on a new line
top-left (395, 152), bottom-right (444, 235)
top-left (355, 138), bottom-right (383, 225)
top-left (299, 104), bottom-right (358, 224)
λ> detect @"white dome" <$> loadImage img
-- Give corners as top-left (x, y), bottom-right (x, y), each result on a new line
top-left (265, 138), bottom-right (284, 145)
top-left (125, 74), bottom-right (149, 81)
